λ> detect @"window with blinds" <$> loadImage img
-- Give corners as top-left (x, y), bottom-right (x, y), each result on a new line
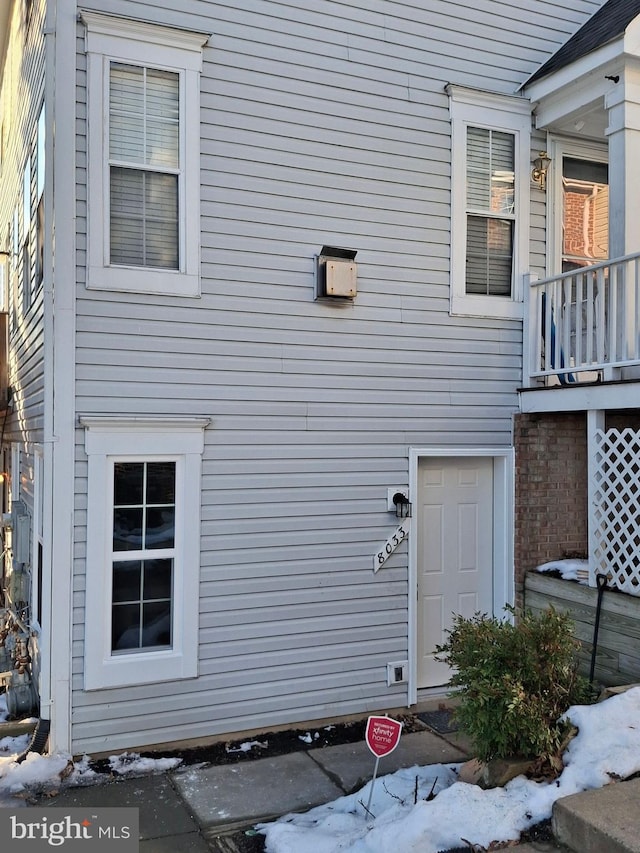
top-left (465, 127), bottom-right (515, 297)
top-left (108, 63), bottom-right (180, 270)
top-left (84, 12), bottom-right (205, 296)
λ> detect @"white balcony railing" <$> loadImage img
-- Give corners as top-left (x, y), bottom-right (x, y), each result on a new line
top-left (525, 252), bottom-right (640, 385)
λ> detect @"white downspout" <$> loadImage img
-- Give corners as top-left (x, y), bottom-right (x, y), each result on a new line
top-left (40, 0), bottom-right (76, 754)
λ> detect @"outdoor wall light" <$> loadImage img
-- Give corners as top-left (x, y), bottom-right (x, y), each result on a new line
top-left (531, 151), bottom-right (552, 191)
top-left (393, 492), bottom-right (412, 518)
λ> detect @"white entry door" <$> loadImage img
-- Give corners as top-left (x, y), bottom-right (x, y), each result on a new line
top-left (417, 456), bottom-right (494, 688)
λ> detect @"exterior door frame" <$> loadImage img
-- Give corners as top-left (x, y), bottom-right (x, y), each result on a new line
top-left (407, 447), bottom-right (514, 704)
top-left (546, 135), bottom-right (608, 277)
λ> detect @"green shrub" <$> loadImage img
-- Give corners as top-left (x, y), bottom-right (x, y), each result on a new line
top-left (435, 606), bottom-right (593, 764)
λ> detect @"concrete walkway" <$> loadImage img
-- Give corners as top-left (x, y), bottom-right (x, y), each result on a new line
top-left (26, 724), bottom-right (574, 852)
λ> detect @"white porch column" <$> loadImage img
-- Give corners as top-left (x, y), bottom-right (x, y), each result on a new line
top-left (587, 410), bottom-right (605, 588)
top-left (605, 60), bottom-right (640, 258)
top-left (604, 62), bottom-right (640, 377)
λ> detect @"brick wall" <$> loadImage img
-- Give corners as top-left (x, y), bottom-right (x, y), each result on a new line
top-left (514, 412), bottom-right (588, 609)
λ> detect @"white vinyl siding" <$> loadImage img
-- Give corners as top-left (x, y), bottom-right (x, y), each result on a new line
top-left (66, 0), bottom-right (604, 753)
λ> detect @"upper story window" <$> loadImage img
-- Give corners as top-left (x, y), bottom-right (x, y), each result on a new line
top-left (82, 12), bottom-right (208, 297)
top-left (447, 85), bottom-right (531, 320)
top-left (16, 102), bottom-right (45, 315)
top-left (35, 103), bottom-right (45, 287)
top-left (22, 158), bottom-right (31, 312)
top-left (466, 128), bottom-right (515, 297)
top-left (109, 64), bottom-right (179, 270)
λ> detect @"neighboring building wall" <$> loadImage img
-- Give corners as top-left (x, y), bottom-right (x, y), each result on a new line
top-left (68, 0), bottom-right (604, 752)
top-left (0, 2), bottom-right (47, 588)
top-left (514, 412), bottom-right (588, 609)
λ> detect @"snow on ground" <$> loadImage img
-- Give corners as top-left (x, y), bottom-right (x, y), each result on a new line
top-left (258, 686), bottom-right (640, 853)
top-left (0, 691), bottom-right (180, 807)
top-left (2, 686), bottom-right (640, 850)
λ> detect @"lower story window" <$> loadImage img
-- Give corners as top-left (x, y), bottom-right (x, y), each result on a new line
top-left (81, 416), bottom-right (208, 690)
top-left (112, 558), bottom-right (173, 651)
top-left (112, 461), bottom-right (175, 652)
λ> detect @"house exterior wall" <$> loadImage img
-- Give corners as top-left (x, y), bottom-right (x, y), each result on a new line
top-left (0, 0), bottom-right (609, 754)
top-left (514, 412), bottom-right (589, 609)
top-left (67, 0), bottom-right (605, 753)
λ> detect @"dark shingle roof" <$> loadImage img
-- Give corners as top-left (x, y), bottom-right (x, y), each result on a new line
top-left (526, 0), bottom-right (640, 86)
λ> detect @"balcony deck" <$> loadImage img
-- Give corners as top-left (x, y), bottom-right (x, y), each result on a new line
top-left (522, 253), bottom-right (640, 411)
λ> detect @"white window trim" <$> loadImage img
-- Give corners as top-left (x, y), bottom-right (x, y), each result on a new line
top-left (82, 12), bottom-right (208, 297)
top-left (81, 415), bottom-right (208, 691)
top-left (448, 85), bottom-right (531, 320)
top-left (10, 442), bottom-right (20, 503)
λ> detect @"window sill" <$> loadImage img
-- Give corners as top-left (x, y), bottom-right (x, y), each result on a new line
top-left (84, 647), bottom-right (197, 691)
top-left (87, 265), bottom-right (200, 298)
top-left (450, 293), bottom-right (524, 321)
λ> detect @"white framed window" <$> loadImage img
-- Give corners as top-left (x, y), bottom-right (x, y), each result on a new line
top-left (0, 253), bottom-right (7, 313)
top-left (10, 442), bottom-right (20, 504)
top-left (447, 85), bottom-right (531, 319)
top-left (22, 157), bottom-right (31, 312)
top-left (35, 103), bottom-right (45, 287)
top-left (81, 416), bottom-right (208, 690)
top-left (10, 208), bottom-right (19, 328)
top-left (82, 12), bottom-right (207, 297)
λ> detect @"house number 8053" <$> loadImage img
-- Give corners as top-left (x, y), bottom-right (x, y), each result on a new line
top-left (373, 520), bottom-right (410, 572)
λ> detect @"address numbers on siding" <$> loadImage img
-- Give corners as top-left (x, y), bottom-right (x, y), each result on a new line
top-left (373, 520), bottom-right (411, 572)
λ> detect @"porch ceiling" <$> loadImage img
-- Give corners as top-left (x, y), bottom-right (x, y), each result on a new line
top-left (523, 15), bottom-right (640, 141)
top-left (524, 46), bottom-right (621, 140)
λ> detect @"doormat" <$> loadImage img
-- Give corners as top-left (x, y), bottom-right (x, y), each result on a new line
top-left (416, 708), bottom-right (458, 734)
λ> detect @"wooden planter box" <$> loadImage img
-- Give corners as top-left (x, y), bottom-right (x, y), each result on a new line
top-left (524, 572), bottom-right (640, 687)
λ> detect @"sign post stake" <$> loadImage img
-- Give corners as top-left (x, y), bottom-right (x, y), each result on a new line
top-left (363, 715), bottom-right (403, 816)
top-left (365, 756), bottom-right (380, 814)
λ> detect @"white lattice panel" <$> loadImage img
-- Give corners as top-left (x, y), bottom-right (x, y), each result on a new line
top-left (592, 428), bottom-right (640, 595)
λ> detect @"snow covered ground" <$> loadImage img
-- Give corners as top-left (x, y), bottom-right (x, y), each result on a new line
top-left (0, 692), bottom-right (180, 807)
top-left (258, 687), bottom-right (640, 853)
top-left (2, 687), bottom-right (640, 852)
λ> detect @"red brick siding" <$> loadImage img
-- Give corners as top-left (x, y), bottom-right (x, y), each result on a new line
top-left (514, 412), bottom-right (588, 609)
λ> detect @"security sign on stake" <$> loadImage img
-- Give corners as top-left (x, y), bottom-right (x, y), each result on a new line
top-left (364, 715), bottom-right (403, 814)
top-left (365, 715), bottom-right (403, 758)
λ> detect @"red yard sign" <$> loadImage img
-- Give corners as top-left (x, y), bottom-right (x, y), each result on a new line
top-left (365, 715), bottom-right (403, 758)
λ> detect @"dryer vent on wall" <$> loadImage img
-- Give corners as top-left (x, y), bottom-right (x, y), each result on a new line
top-left (315, 246), bottom-right (358, 300)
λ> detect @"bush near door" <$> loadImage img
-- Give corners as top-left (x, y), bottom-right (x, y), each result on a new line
top-left (435, 606), bottom-right (594, 770)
